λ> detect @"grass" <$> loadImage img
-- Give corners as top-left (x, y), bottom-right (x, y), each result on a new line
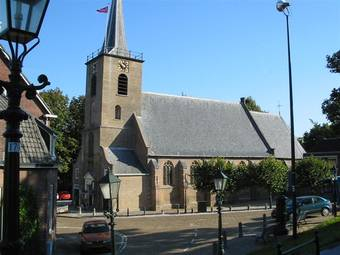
top-left (248, 217), bottom-right (340, 255)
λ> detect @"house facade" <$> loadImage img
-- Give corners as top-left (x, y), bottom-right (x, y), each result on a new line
top-left (73, 0), bottom-right (305, 212)
top-left (0, 45), bottom-right (58, 254)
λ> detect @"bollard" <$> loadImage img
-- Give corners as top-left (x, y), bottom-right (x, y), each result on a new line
top-left (143, 207), bottom-right (146, 216)
top-left (212, 242), bottom-right (217, 255)
top-left (177, 204), bottom-right (180, 214)
top-left (93, 208), bottom-right (96, 216)
top-left (161, 209), bottom-right (164, 215)
top-left (127, 208), bottom-right (130, 216)
top-left (223, 230), bottom-right (227, 248)
top-left (229, 205), bottom-right (232, 211)
top-left (262, 214), bottom-right (267, 232)
top-left (191, 208), bottom-right (194, 213)
top-left (79, 206), bottom-right (82, 215)
top-left (265, 203), bottom-right (268, 210)
top-left (277, 243), bottom-right (282, 255)
top-left (238, 222), bottom-right (243, 238)
top-left (247, 204), bottom-right (250, 210)
top-left (315, 231), bottom-right (320, 255)
top-left (211, 207), bottom-right (213, 212)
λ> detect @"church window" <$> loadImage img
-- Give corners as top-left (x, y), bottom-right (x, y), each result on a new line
top-left (163, 161), bottom-right (174, 186)
top-left (118, 74), bottom-right (128, 95)
top-left (115, 105), bottom-right (121, 120)
top-left (90, 74), bottom-right (96, 97)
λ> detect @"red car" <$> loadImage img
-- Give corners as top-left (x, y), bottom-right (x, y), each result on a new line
top-left (80, 220), bottom-right (112, 254)
top-left (58, 191), bottom-right (71, 200)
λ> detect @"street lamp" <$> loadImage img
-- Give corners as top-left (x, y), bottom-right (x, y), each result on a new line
top-left (276, 0), bottom-right (298, 239)
top-left (214, 170), bottom-right (228, 255)
top-left (99, 170), bottom-right (121, 255)
top-left (0, 1), bottom-right (50, 254)
top-left (332, 167), bottom-right (338, 217)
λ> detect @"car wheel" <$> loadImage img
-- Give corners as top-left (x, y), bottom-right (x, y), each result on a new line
top-left (321, 208), bottom-right (330, 216)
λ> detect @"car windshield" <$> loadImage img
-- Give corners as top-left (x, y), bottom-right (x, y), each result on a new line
top-left (83, 223), bottom-right (109, 233)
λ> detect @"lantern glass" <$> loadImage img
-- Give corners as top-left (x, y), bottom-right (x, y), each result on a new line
top-left (0, 0), bottom-right (50, 44)
top-left (99, 172), bottom-right (121, 201)
top-left (213, 170), bottom-right (228, 192)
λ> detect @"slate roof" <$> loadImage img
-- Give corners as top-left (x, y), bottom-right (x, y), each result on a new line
top-left (250, 111), bottom-right (305, 159)
top-left (139, 92), bottom-right (272, 158)
top-left (0, 95), bottom-right (54, 166)
top-left (103, 147), bottom-right (147, 175)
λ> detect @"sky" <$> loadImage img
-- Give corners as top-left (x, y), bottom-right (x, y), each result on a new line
top-left (6, 0), bottom-right (340, 137)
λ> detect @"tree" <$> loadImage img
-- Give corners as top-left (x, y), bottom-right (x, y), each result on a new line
top-left (68, 95), bottom-right (85, 144)
top-left (258, 157), bottom-right (288, 207)
top-left (326, 50), bottom-right (340, 73)
top-left (301, 122), bottom-right (336, 152)
top-left (191, 158), bottom-right (235, 192)
top-left (245, 96), bottom-right (263, 112)
top-left (322, 87), bottom-right (340, 131)
top-left (295, 157), bottom-right (333, 194)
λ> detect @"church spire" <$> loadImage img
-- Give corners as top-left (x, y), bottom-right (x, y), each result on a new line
top-left (104, 0), bottom-right (128, 53)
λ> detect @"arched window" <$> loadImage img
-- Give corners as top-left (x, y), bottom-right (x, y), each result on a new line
top-left (115, 105), bottom-right (121, 120)
top-left (118, 74), bottom-right (128, 95)
top-left (90, 74), bottom-right (96, 96)
top-left (163, 161), bottom-right (174, 186)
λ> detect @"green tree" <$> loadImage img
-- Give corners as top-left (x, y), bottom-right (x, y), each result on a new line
top-left (326, 50), bottom-right (340, 73)
top-left (68, 95), bottom-right (85, 144)
top-left (322, 87), bottom-right (340, 131)
top-left (245, 96), bottom-right (263, 112)
top-left (258, 157), bottom-right (288, 207)
top-left (301, 122), bottom-right (335, 152)
top-left (295, 157), bottom-right (333, 194)
top-left (191, 158), bottom-right (235, 192)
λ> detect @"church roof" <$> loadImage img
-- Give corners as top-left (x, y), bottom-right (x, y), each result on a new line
top-left (139, 92), bottom-right (305, 159)
top-left (104, 0), bottom-right (128, 53)
top-left (140, 93), bottom-right (269, 158)
top-left (250, 111), bottom-right (305, 159)
top-left (103, 147), bottom-right (148, 175)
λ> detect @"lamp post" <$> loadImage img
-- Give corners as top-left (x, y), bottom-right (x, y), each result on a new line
top-left (0, 1), bottom-right (50, 254)
top-left (99, 170), bottom-right (121, 255)
top-left (276, 0), bottom-right (298, 239)
top-left (214, 170), bottom-right (228, 255)
top-left (332, 167), bottom-right (337, 217)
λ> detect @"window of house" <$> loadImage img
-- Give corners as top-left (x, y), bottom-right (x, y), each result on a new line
top-left (115, 105), bottom-right (121, 120)
top-left (91, 74), bottom-right (96, 96)
top-left (118, 74), bottom-right (128, 95)
top-left (163, 161), bottom-right (174, 186)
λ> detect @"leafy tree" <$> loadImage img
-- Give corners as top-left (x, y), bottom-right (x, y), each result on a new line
top-left (295, 157), bottom-right (333, 194)
top-left (258, 157), bottom-right (288, 207)
top-left (301, 122), bottom-right (336, 152)
top-left (191, 158), bottom-right (235, 192)
top-left (326, 50), bottom-right (340, 73)
top-left (68, 95), bottom-right (85, 144)
top-left (245, 96), bottom-right (263, 112)
top-left (322, 87), bottom-right (340, 131)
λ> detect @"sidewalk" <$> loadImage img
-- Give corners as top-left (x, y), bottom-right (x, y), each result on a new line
top-left (58, 202), bottom-right (274, 218)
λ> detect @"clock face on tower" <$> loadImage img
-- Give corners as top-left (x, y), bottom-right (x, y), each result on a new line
top-left (118, 59), bottom-right (129, 72)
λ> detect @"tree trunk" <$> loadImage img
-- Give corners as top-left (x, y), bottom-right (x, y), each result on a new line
top-left (269, 190), bottom-right (273, 209)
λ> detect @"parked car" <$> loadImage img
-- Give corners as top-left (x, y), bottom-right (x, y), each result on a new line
top-left (80, 220), bottom-right (112, 254)
top-left (58, 191), bottom-right (71, 200)
top-left (271, 195), bottom-right (332, 219)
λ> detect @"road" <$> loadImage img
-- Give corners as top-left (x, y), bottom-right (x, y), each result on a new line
top-left (56, 210), bottom-right (329, 255)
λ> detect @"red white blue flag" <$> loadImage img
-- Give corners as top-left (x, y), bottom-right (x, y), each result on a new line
top-left (97, 6), bottom-right (109, 13)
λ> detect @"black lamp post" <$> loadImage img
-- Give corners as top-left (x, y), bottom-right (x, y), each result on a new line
top-left (276, 0), bottom-right (298, 239)
top-left (332, 167), bottom-right (338, 217)
top-left (99, 170), bottom-right (121, 255)
top-left (0, 1), bottom-right (50, 254)
top-left (214, 170), bottom-right (228, 255)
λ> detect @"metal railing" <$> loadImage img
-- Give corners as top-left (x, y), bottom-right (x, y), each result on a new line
top-left (86, 47), bottom-right (143, 62)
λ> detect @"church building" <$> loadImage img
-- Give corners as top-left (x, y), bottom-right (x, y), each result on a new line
top-left (73, 0), bottom-right (305, 211)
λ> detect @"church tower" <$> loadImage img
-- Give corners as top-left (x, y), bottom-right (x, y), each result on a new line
top-left (82, 0), bottom-right (144, 188)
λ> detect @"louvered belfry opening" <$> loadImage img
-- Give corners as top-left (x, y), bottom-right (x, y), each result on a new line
top-left (118, 74), bottom-right (128, 95)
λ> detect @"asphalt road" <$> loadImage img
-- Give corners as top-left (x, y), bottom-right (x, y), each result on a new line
top-left (56, 210), bottom-right (271, 255)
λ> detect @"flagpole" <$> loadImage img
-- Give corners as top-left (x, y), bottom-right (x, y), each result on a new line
top-left (104, 2), bottom-right (111, 52)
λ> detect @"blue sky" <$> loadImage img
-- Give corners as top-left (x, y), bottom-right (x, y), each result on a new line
top-left (10, 0), bottom-right (340, 137)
